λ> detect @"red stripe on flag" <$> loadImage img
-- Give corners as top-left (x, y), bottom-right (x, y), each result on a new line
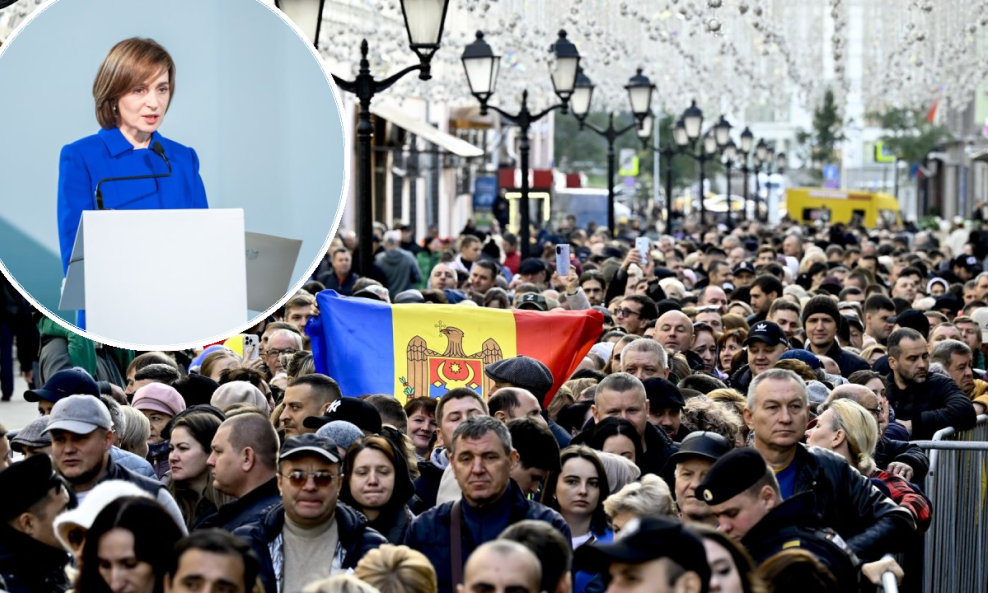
top-left (513, 309), bottom-right (604, 406)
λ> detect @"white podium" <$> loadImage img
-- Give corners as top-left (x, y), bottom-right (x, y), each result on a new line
top-left (60, 209), bottom-right (250, 345)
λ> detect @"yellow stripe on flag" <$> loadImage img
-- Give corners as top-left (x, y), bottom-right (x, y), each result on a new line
top-left (391, 305), bottom-right (517, 405)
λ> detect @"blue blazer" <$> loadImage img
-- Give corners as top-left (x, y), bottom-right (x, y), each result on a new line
top-left (57, 128), bottom-right (208, 274)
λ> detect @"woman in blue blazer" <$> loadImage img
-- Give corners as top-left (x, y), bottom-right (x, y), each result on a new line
top-left (57, 37), bottom-right (208, 277)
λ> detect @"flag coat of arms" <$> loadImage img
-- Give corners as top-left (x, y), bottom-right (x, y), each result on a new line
top-left (308, 291), bottom-right (603, 404)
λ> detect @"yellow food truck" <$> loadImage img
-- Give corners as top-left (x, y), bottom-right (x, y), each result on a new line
top-left (785, 188), bottom-right (901, 228)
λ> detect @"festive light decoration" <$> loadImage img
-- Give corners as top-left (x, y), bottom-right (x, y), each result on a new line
top-left (3, 0), bottom-right (986, 118)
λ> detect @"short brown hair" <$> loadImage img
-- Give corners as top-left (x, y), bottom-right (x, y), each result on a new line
top-left (93, 38), bottom-right (176, 130)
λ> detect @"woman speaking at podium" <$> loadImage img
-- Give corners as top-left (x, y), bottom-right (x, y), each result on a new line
top-left (57, 37), bottom-right (208, 279)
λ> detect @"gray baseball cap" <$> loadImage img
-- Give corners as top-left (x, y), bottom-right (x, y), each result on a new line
top-left (43, 394), bottom-right (113, 435)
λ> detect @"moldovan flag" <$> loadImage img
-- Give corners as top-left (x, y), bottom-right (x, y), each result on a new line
top-left (308, 290), bottom-right (604, 405)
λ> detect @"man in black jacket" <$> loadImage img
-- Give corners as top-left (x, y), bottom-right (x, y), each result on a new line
top-left (235, 434), bottom-right (386, 593)
top-left (802, 295), bottom-right (870, 376)
top-left (198, 413), bottom-right (281, 531)
top-left (699, 448), bottom-right (859, 590)
top-left (405, 416), bottom-right (570, 593)
top-left (885, 328), bottom-right (977, 440)
top-left (0, 455), bottom-right (71, 593)
top-left (745, 369), bottom-right (914, 560)
top-left (590, 373), bottom-right (678, 480)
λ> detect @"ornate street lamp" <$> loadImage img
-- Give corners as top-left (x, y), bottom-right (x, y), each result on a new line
top-left (276, 0), bottom-right (450, 277)
top-left (571, 68), bottom-right (653, 234)
top-left (463, 29), bottom-right (580, 257)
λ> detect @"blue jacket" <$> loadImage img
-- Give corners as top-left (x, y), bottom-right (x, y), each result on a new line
top-left (405, 481), bottom-right (571, 593)
top-left (57, 128), bottom-right (208, 274)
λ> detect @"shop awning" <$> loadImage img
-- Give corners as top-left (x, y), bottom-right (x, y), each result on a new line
top-left (370, 103), bottom-right (484, 158)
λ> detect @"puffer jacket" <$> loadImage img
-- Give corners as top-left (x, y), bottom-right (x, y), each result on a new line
top-left (793, 444), bottom-right (916, 561)
top-left (234, 502), bottom-right (387, 593)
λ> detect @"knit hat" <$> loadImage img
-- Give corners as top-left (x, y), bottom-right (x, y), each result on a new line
top-left (315, 420), bottom-right (365, 452)
top-left (801, 295), bottom-right (841, 325)
top-left (778, 349), bottom-right (821, 370)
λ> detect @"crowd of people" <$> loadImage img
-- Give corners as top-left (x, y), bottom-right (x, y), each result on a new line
top-left (2, 213), bottom-right (987, 593)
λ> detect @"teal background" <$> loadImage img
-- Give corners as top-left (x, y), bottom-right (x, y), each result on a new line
top-left (0, 0), bottom-right (347, 325)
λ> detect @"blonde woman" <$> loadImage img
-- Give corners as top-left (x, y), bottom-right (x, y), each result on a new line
top-left (807, 399), bottom-right (931, 534)
top-left (354, 544), bottom-right (438, 593)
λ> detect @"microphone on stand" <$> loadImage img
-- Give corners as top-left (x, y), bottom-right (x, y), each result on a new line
top-left (93, 141), bottom-right (173, 210)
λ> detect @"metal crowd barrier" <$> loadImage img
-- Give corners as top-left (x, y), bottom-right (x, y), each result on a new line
top-left (913, 415), bottom-right (988, 593)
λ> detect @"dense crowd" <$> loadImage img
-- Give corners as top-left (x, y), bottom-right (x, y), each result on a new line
top-left (1, 214), bottom-right (986, 593)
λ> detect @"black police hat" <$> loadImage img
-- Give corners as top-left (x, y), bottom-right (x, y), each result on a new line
top-left (665, 431), bottom-right (732, 470)
top-left (0, 454), bottom-right (62, 522)
top-left (642, 378), bottom-right (685, 411)
top-left (743, 321), bottom-right (789, 348)
top-left (303, 397), bottom-right (383, 434)
top-left (574, 516), bottom-right (710, 583)
top-left (695, 448), bottom-right (769, 506)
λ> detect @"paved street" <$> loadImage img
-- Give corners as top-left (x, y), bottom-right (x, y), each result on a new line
top-left (1, 369), bottom-right (36, 431)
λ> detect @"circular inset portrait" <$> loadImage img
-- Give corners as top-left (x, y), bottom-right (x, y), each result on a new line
top-left (0, 0), bottom-right (348, 349)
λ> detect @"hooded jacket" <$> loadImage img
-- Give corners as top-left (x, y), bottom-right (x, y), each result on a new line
top-left (234, 502), bottom-right (387, 593)
top-left (375, 248), bottom-right (421, 296)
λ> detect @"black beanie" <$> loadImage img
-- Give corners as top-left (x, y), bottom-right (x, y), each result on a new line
top-left (801, 295), bottom-right (840, 325)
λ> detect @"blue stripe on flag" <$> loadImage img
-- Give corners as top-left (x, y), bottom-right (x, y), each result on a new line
top-left (309, 290), bottom-right (395, 397)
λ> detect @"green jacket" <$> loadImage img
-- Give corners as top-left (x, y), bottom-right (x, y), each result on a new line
top-left (37, 317), bottom-right (134, 384)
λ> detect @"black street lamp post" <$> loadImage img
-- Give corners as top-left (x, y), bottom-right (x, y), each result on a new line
top-left (673, 101), bottom-right (731, 227)
top-left (275, 0), bottom-right (451, 277)
top-left (722, 139), bottom-right (738, 230)
top-left (570, 68), bottom-right (654, 235)
top-left (737, 127), bottom-right (753, 223)
top-left (462, 30), bottom-right (581, 258)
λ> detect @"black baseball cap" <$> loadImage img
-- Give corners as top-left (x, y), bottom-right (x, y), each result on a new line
top-left (574, 516), bottom-right (710, 583)
top-left (664, 431), bottom-right (732, 470)
top-left (696, 448), bottom-right (769, 506)
top-left (303, 397), bottom-right (383, 434)
top-left (952, 255), bottom-right (982, 272)
top-left (25, 368), bottom-right (100, 403)
top-left (279, 433), bottom-right (342, 464)
top-left (517, 293), bottom-right (548, 311)
top-left (732, 261), bottom-right (756, 276)
top-left (743, 321), bottom-right (789, 348)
